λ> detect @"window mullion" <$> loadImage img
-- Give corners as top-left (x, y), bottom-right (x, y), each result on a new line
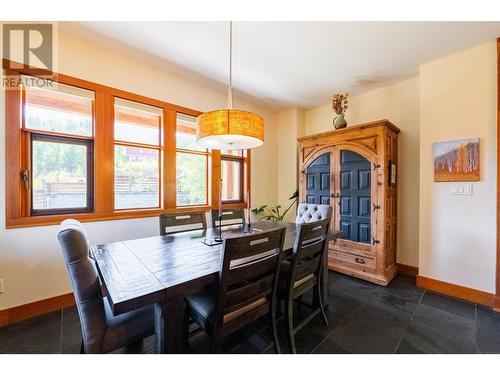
top-left (94, 91), bottom-right (114, 213)
top-left (164, 109), bottom-right (177, 209)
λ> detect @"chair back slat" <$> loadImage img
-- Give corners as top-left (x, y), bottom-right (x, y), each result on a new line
top-left (225, 274), bottom-right (274, 312)
top-left (227, 255), bottom-right (279, 285)
top-left (299, 237), bottom-right (327, 259)
top-left (211, 209), bottom-right (245, 228)
top-left (159, 211), bottom-right (207, 235)
top-left (216, 227), bottom-right (286, 323)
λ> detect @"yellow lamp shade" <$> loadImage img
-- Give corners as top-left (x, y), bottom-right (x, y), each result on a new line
top-left (196, 109), bottom-right (264, 150)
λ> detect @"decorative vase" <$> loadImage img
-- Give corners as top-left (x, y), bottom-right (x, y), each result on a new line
top-left (333, 113), bottom-right (347, 130)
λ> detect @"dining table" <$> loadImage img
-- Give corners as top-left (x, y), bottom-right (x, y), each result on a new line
top-left (91, 220), bottom-right (341, 354)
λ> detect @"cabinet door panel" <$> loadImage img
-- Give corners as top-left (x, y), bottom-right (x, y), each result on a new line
top-left (339, 150), bottom-right (371, 244)
top-left (305, 153), bottom-right (331, 206)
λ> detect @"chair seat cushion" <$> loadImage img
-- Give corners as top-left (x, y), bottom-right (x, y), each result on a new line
top-left (101, 298), bottom-right (155, 353)
top-left (278, 260), bottom-right (315, 296)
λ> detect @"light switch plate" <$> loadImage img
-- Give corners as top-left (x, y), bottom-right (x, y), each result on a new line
top-left (450, 184), bottom-right (473, 195)
top-left (0, 279), bottom-right (4, 294)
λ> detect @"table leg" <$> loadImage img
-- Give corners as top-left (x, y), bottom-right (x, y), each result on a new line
top-left (154, 295), bottom-right (186, 354)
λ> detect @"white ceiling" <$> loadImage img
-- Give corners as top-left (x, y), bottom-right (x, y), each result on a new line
top-left (60, 22), bottom-right (500, 112)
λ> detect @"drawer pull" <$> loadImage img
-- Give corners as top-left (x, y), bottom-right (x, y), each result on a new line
top-left (355, 257), bottom-right (365, 264)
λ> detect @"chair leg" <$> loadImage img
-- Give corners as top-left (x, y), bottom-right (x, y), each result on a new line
top-left (285, 299), bottom-right (296, 354)
top-left (213, 332), bottom-right (224, 354)
top-left (315, 285), bottom-right (328, 326)
top-left (183, 310), bottom-right (191, 351)
top-left (271, 300), bottom-right (281, 354)
top-left (276, 300), bottom-right (282, 319)
top-left (126, 340), bottom-right (144, 353)
top-left (80, 339), bottom-right (85, 354)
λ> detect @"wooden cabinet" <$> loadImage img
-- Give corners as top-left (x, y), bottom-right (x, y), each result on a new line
top-left (297, 120), bottom-right (400, 286)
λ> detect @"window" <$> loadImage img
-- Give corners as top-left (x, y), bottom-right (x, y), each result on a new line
top-left (114, 99), bottom-right (162, 209)
top-left (25, 83), bottom-right (93, 137)
top-left (24, 82), bottom-right (95, 215)
top-left (176, 114), bottom-right (209, 206)
top-left (221, 150), bottom-right (246, 203)
top-left (4, 68), bottom-right (250, 228)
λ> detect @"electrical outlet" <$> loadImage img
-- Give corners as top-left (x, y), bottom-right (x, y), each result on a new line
top-left (0, 279), bottom-right (4, 294)
top-left (450, 184), bottom-right (473, 195)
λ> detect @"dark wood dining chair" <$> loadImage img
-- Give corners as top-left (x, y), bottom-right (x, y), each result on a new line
top-left (277, 218), bottom-right (331, 353)
top-left (210, 209), bottom-right (245, 228)
top-left (57, 219), bottom-right (155, 354)
top-left (159, 211), bottom-right (207, 235)
top-left (185, 227), bottom-right (287, 353)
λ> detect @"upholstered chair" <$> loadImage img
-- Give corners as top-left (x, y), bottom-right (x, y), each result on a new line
top-left (57, 219), bottom-right (155, 354)
top-left (295, 203), bottom-right (333, 224)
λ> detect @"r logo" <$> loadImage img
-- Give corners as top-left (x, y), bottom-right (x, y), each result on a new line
top-left (2, 23), bottom-right (55, 74)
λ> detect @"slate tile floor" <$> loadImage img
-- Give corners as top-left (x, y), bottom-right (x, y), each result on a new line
top-left (2, 271), bottom-right (500, 354)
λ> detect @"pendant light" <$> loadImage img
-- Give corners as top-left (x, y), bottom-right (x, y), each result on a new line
top-left (196, 22), bottom-right (264, 150)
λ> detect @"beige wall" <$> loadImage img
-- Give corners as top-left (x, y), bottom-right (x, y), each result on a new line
top-left (419, 42), bottom-right (497, 293)
top-left (276, 108), bottom-right (305, 221)
top-left (0, 32), bottom-right (278, 309)
top-left (302, 77), bottom-right (421, 267)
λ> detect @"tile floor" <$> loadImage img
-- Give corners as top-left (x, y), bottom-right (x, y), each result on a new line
top-left (1, 272), bottom-right (500, 354)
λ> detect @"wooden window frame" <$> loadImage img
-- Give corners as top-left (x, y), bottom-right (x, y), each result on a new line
top-left (30, 133), bottom-right (94, 216)
top-left (113, 99), bottom-right (163, 211)
top-left (3, 60), bottom-right (251, 228)
top-left (221, 154), bottom-right (245, 204)
top-left (175, 114), bottom-right (211, 207)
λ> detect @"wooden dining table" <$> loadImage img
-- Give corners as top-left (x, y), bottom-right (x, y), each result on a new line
top-left (91, 220), bottom-right (341, 354)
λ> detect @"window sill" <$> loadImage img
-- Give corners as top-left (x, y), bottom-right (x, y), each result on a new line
top-left (6, 203), bottom-right (248, 229)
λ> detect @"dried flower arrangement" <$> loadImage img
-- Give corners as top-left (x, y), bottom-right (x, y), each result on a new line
top-left (331, 93), bottom-right (349, 115)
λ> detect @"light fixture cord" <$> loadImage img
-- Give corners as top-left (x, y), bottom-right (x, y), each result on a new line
top-left (227, 21), bottom-right (233, 109)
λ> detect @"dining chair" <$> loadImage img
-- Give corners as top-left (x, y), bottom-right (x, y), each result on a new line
top-left (277, 217), bottom-right (331, 353)
top-left (185, 227), bottom-right (287, 353)
top-left (210, 209), bottom-right (245, 228)
top-left (159, 211), bottom-right (207, 235)
top-left (57, 219), bottom-right (155, 354)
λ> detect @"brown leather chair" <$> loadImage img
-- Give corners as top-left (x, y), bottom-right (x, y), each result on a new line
top-left (185, 227), bottom-right (286, 353)
top-left (159, 211), bottom-right (207, 235)
top-left (277, 218), bottom-right (331, 353)
top-left (57, 219), bottom-right (155, 353)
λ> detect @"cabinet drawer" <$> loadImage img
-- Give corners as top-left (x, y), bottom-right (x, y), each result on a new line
top-left (330, 250), bottom-right (376, 270)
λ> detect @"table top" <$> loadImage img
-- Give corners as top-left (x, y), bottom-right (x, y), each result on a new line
top-left (91, 221), bottom-right (340, 315)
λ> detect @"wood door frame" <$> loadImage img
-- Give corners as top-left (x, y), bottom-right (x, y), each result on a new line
top-left (495, 38), bottom-right (500, 311)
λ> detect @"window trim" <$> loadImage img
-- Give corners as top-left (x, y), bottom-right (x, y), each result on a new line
top-left (30, 133), bottom-right (94, 216)
top-left (4, 60), bottom-right (251, 229)
top-left (221, 154), bottom-right (245, 204)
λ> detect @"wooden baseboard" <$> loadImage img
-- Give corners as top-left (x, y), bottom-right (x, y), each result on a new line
top-left (493, 295), bottom-right (500, 312)
top-left (397, 263), bottom-right (418, 277)
top-left (0, 292), bottom-right (75, 327)
top-left (416, 275), bottom-right (494, 307)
